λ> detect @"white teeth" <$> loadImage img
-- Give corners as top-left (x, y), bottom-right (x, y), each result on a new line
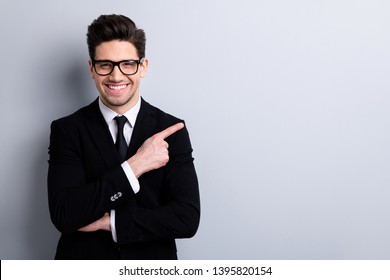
top-left (108, 85), bottom-right (127, 90)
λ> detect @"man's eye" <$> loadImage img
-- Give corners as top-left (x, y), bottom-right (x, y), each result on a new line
top-left (122, 61), bottom-right (136, 68)
top-left (98, 63), bottom-right (112, 68)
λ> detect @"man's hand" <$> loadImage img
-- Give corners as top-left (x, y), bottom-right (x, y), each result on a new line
top-left (128, 122), bottom-right (184, 178)
top-left (78, 212), bottom-right (110, 232)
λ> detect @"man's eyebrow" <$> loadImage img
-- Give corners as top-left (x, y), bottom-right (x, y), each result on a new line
top-left (93, 58), bottom-right (138, 62)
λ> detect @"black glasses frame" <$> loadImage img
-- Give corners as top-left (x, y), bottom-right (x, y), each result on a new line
top-left (92, 58), bottom-right (145, 76)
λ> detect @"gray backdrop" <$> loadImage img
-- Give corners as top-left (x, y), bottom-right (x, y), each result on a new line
top-left (1, 0), bottom-right (389, 259)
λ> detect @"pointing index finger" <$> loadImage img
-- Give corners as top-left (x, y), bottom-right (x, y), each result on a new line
top-left (156, 122), bottom-right (185, 139)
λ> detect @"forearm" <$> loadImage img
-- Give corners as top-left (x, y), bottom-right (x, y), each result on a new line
top-left (48, 164), bottom-right (135, 234)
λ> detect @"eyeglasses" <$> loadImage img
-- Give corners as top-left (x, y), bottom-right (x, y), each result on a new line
top-left (92, 58), bottom-right (145, 76)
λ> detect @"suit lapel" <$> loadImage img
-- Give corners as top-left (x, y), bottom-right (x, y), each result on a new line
top-left (84, 99), bottom-right (119, 168)
top-left (127, 98), bottom-right (157, 158)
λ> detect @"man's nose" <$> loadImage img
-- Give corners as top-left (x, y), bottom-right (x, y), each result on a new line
top-left (109, 65), bottom-right (124, 80)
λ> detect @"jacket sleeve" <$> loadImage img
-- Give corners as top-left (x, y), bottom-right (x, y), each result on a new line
top-left (114, 124), bottom-right (201, 244)
top-left (47, 119), bottom-right (136, 234)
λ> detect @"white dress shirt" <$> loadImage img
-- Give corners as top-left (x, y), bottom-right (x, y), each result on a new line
top-left (98, 97), bottom-right (141, 242)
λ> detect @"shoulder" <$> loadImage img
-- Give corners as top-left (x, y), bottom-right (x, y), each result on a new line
top-left (49, 99), bottom-right (101, 152)
top-left (51, 99), bottom-right (99, 128)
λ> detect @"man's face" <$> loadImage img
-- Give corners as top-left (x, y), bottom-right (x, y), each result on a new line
top-left (89, 40), bottom-right (148, 114)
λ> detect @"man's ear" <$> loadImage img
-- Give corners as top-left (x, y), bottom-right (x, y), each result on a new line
top-left (140, 58), bottom-right (149, 78)
top-left (88, 59), bottom-right (95, 79)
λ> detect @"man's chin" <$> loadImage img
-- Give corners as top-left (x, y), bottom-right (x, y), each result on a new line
top-left (101, 94), bottom-right (136, 109)
top-left (107, 100), bottom-right (128, 108)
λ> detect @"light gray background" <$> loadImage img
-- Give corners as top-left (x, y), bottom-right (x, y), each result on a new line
top-left (1, 0), bottom-right (389, 259)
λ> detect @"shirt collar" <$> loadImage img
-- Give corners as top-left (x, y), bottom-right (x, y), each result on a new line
top-left (98, 96), bottom-right (141, 127)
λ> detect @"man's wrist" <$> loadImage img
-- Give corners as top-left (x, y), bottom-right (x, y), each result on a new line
top-left (127, 156), bottom-right (143, 178)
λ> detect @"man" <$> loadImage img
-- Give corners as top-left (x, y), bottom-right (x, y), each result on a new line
top-left (47, 14), bottom-right (200, 260)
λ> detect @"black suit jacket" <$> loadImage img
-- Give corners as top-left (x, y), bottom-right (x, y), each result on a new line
top-left (48, 98), bottom-right (200, 259)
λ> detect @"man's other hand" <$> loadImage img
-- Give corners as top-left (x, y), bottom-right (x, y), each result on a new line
top-left (78, 212), bottom-right (110, 232)
top-left (128, 122), bottom-right (184, 178)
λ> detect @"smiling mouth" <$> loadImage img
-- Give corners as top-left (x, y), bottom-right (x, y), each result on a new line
top-left (106, 84), bottom-right (128, 91)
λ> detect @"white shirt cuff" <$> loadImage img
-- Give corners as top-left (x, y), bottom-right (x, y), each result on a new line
top-left (110, 210), bottom-right (117, 243)
top-left (121, 161), bottom-right (140, 193)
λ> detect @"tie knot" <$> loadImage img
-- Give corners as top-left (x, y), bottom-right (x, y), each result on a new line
top-left (114, 116), bottom-right (127, 129)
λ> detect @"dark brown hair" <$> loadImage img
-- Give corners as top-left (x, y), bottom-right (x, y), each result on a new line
top-left (87, 14), bottom-right (146, 59)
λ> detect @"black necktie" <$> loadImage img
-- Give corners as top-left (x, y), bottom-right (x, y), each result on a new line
top-left (114, 116), bottom-right (128, 162)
